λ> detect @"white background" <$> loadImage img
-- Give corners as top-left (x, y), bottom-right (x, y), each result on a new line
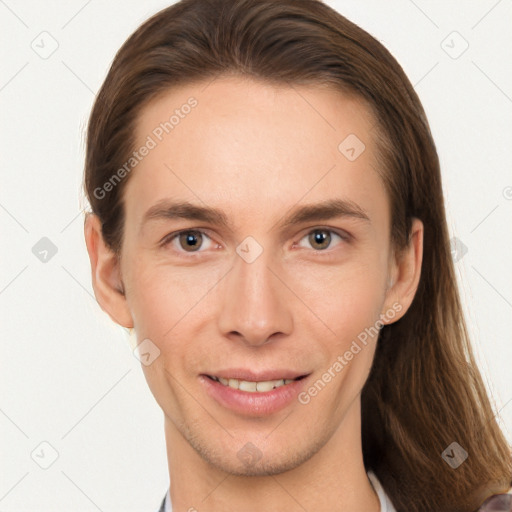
top-left (1, 1), bottom-right (511, 510)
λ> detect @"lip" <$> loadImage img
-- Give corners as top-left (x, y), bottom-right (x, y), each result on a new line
top-left (199, 372), bottom-right (311, 417)
top-left (205, 368), bottom-right (309, 382)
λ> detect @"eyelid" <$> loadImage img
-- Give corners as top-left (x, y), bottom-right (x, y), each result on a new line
top-left (294, 226), bottom-right (351, 250)
top-left (160, 228), bottom-right (216, 252)
top-left (160, 226), bottom-right (351, 255)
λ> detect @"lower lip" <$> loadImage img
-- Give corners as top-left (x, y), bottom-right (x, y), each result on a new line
top-left (199, 375), bottom-right (309, 416)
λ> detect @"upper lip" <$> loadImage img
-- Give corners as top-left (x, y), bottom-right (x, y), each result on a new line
top-left (203, 369), bottom-right (310, 382)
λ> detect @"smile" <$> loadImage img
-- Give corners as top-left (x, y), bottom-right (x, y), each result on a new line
top-left (201, 373), bottom-right (310, 416)
top-left (206, 375), bottom-right (304, 393)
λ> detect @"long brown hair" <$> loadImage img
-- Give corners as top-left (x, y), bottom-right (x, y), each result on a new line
top-left (83, 1), bottom-right (512, 510)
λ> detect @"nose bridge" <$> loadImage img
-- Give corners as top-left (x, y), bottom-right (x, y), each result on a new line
top-left (217, 241), bottom-right (293, 346)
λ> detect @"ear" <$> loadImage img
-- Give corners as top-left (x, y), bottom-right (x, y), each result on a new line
top-left (84, 213), bottom-right (133, 328)
top-left (381, 217), bottom-right (423, 325)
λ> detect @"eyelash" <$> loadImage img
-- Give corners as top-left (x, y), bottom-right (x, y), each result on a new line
top-left (160, 227), bottom-right (350, 258)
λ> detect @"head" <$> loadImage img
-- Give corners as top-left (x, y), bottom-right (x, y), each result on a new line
top-left (83, 1), bottom-right (511, 510)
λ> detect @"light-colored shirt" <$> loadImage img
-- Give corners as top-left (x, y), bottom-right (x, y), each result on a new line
top-left (157, 470), bottom-right (396, 512)
top-left (368, 470), bottom-right (397, 512)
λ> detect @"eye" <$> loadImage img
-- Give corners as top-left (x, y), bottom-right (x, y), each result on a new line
top-left (297, 228), bottom-right (346, 251)
top-left (165, 230), bottom-right (214, 253)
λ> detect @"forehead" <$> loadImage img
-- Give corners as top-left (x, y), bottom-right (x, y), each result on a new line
top-left (124, 75), bottom-right (386, 231)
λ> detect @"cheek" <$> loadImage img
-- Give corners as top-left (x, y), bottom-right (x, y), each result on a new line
top-left (294, 263), bottom-right (385, 414)
top-left (286, 255), bottom-right (388, 343)
top-left (125, 260), bottom-right (228, 395)
top-left (126, 257), bottom-right (227, 336)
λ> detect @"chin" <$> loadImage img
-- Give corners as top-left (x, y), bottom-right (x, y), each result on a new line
top-left (189, 431), bottom-right (328, 478)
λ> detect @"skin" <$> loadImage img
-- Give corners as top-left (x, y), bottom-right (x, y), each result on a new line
top-left (85, 75), bottom-right (423, 512)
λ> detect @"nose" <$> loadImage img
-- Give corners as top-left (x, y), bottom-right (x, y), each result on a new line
top-left (216, 244), bottom-right (293, 347)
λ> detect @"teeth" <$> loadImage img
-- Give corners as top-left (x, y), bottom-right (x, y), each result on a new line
top-left (239, 380), bottom-right (257, 392)
top-left (256, 380), bottom-right (276, 392)
top-left (213, 377), bottom-right (295, 392)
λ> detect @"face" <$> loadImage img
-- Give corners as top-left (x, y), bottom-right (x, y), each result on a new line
top-left (116, 75), bottom-right (403, 476)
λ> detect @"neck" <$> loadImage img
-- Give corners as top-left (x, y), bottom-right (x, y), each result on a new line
top-left (164, 397), bottom-right (380, 512)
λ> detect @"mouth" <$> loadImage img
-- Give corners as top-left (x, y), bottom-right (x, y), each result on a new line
top-left (204, 374), bottom-right (308, 393)
top-left (200, 371), bottom-right (311, 416)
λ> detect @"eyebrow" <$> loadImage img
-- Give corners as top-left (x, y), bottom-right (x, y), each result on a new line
top-left (140, 198), bottom-right (370, 233)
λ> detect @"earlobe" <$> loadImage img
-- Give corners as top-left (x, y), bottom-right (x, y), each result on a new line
top-left (84, 213), bottom-right (134, 328)
top-left (381, 218), bottom-right (424, 325)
